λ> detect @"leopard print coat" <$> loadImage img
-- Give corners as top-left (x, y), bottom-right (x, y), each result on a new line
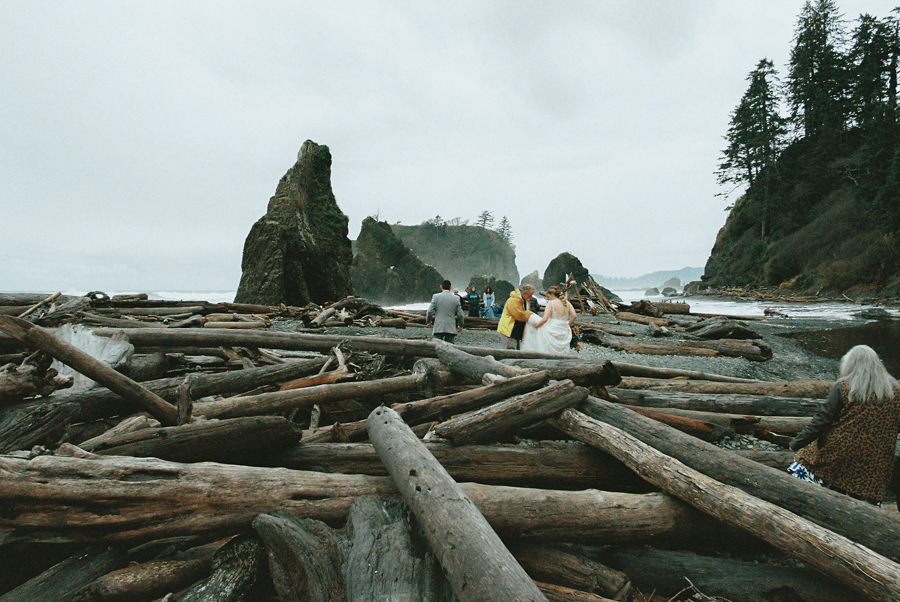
top-left (796, 381), bottom-right (900, 502)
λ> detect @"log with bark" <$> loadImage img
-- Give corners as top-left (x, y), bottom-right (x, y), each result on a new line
top-left (610, 388), bottom-right (822, 416)
top-left (367, 405), bottom-right (550, 601)
top-left (554, 408), bottom-right (900, 602)
top-left (0, 316), bottom-right (178, 425)
top-left (616, 376), bottom-right (833, 398)
top-left (0, 451), bottom-right (700, 545)
top-left (576, 396), bottom-right (900, 564)
top-left (635, 406), bottom-right (809, 438)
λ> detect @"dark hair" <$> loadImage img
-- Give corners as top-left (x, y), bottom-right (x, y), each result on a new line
top-left (441, 280), bottom-right (452, 290)
top-left (485, 286), bottom-right (493, 293)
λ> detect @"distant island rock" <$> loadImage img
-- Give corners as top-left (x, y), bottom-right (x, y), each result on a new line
top-left (391, 223), bottom-right (518, 291)
top-left (519, 270), bottom-right (542, 289)
top-left (351, 217), bottom-right (443, 305)
top-left (234, 141), bottom-right (353, 306)
top-left (591, 268), bottom-right (704, 291)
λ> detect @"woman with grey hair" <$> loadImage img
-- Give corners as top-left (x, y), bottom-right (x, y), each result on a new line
top-left (788, 345), bottom-right (900, 505)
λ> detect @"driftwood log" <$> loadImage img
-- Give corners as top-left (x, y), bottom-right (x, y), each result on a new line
top-left (254, 499), bottom-right (456, 601)
top-left (94, 327), bottom-right (569, 360)
top-left (432, 379), bottom-right (588, 445)
top-left (554, 408), bottom-right (900, 602)
top-left (367, 405), bottom-right (548, 601)
top-left (578, 396), bottom-right (900, 563)
top-left (176, 534), bottom-right (265, 602)
top-left (80, 415), bottom-right (302, 463)
top-left (46, 357), bottom-right (329, 422)
top-left (0, 401), bottom-right (81, 453)
top-left (0, 316), bottom-right (178, 425)
top-left (301, 371), bottom-right (551, 444)
top-left (611, 362), bottom-right (760, 383)
top-left (191, 374), bottom-right (424, 420)
top-left (616, 376), bottom-right (833, 398)
top-left (0, 547), bottom-right (127, 602)
top-left (511, 544), bottom-right (632, 601)
top-left (277, 441), bottom-right (645, 490)
top-left (499, 359), bottom-right (622, 387)
top-left (610, 388), bottom-right (822, 416)
top-left (598, 546), bottom-right (856, 602)
top-left (0, 452), bottom-right (700, 545)
top-left (608, 338), bottom-right (772, 362)
top-left (0, 352), bottom-right (73, 402)
top-left (435, 339), bottom-right (529, 380)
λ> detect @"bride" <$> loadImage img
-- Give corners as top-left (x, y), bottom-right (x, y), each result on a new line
top-left (521, 285), bottom-right (577, 354)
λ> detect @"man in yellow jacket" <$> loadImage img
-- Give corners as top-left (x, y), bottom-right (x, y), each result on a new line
top-left (497, 284), bottom-right (537, 349)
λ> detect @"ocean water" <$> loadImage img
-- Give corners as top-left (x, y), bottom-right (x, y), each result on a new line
top-left (54, 289), bottom-right (898, 322)
top-left (390, 290), bottom-right (899, 322)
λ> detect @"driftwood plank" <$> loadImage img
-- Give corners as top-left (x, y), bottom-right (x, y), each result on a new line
top-left (367, 405), bottom-right (548, 601)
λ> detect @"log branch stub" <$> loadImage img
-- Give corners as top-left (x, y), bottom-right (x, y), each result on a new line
top-left (367, 405), bottom-right (548, 602)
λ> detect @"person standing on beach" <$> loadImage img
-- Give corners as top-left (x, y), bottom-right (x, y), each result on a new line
top-left (426, 280), bottom-right (465, 343)
top-left (496, 284), bottom-right (537, 349)
top-left (466, 286), bottom-right (481, 318)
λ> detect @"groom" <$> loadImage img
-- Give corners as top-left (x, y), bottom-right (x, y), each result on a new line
top-left (497, 284), bottom-right (539, 349)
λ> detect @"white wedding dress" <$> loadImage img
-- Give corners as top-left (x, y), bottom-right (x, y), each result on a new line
top-left (521, 300), bottom-right (572, 354)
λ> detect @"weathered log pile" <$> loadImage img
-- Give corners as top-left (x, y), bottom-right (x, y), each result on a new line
top-left (2, 293), bottom-right (900, 601)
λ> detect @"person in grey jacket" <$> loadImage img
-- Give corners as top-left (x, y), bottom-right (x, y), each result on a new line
top-left (426, 280), bottom-right (466, 343)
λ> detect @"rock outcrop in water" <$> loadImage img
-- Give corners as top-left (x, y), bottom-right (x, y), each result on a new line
top-left (351, 217), bottom-right (443, 305)
top-left (542, 252), bottom-right (590, 290)
top-left (234, 141), bottom-right (353, 306)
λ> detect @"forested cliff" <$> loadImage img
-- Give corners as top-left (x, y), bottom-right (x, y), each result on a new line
top-left (391, 219), bottom-right (519, 289)
top-left (703, 1), bottom-right (900, 296)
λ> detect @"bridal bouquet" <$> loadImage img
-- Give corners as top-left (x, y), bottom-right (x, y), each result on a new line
top-left (570, 326), bottom-right (582, 351)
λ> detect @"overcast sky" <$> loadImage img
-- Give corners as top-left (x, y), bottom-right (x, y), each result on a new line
top-left (2, 1), bottom-right (898, 295)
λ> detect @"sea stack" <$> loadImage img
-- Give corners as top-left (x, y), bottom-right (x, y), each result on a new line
top-left (234, 141), bottom-right (353, 306)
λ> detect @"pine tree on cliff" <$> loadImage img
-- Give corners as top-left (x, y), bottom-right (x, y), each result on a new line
top-left (717, 58), bottom-right (786, 238)
top-left (786, 0), bottom-right (848, 140)
top-left (496, 216), bottom-right (513, 244)
top-left (476, 211), bottom-right (494, 229)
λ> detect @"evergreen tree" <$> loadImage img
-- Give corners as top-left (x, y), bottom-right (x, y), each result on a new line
top-left (786, 0), bottom-right (849, 139)
top-left (717, 59), bottom-right (787, 237)
top-left (496, 216), bottom-right (513, 243)
top-left (475, 210), bottom-right (495, 229)
top-left (847, 13), bottom-right (897, 129)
